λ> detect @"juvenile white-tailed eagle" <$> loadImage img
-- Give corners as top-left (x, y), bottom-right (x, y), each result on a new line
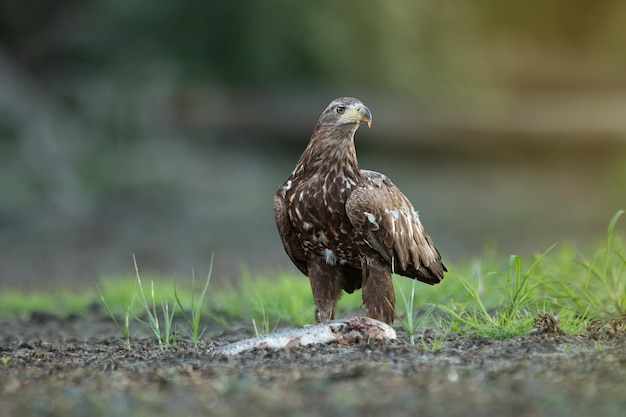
top-left (274, 97), bottom-right (446, 324)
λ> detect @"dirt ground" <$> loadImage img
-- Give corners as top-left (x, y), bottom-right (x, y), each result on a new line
top-left (1, 311), bottom-right (625, 417)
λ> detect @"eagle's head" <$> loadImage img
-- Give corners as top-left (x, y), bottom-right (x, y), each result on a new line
top-left (317, 97), bottom-right (372, 130)
top-left (299, 97), bottom-right (372, 174)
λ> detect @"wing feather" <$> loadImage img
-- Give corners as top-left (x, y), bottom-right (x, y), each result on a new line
top-left (346, 170), bottom-right (445, 284)
top-left (273, 193), bottom-right (308, 275)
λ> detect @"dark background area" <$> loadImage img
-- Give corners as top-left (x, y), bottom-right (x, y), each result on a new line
top-left (1, 0), bottom-right (625, 290)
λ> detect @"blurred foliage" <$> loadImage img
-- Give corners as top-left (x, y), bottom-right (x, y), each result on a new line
top-left (1, 0), bottom-right (625, 256)
top-left (2, 0), bottom-right (626, 96)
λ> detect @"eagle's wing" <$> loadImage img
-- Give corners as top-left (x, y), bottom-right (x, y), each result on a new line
top-left (345, 170), bottom-right (445, 284)
top-left (273, 192), bottom-right (308, 275)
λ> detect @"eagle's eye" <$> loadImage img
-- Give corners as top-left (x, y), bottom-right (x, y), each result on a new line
top-left (336, 106), bottom-right (345, 114)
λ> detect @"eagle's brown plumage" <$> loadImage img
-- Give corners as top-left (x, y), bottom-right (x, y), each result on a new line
top-left (274, 97), bottom-right (446, 323)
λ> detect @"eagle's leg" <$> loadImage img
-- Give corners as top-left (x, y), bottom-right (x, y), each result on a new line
top-left (307, 260), bottom-right (344, 323)
top-left (361, 257), bottom-right (396, 323)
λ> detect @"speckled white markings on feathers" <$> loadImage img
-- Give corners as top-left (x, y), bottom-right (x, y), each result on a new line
top-left (214, 317), bottom-right (397, 356)
top-left (315, 231), bottom-right (329, 245)
top-left (386, 209), bottom-right (399, 234)
top-left (324, 249), bottom-right (337, 265)
top-left (364, 212), bottom-right (378, 228)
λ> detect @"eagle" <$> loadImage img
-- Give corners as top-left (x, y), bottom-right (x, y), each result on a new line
top-left (274, 97), bottom-right (446, 324)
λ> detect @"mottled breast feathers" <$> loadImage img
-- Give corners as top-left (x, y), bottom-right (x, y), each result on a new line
top-left (274, 166), bottom-right (445, 285)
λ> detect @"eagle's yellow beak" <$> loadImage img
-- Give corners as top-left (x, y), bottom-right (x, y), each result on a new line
top-left (343, 104), bottom-right (372, 128)
top-left (355, 104), bottom-right (372, 128)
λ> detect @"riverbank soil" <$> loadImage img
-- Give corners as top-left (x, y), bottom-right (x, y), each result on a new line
top-left (1, 312), bottom-right (625, 417)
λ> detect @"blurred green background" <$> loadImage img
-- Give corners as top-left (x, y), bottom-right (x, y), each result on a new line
top-left (1, 0), bottom-right (625, 289)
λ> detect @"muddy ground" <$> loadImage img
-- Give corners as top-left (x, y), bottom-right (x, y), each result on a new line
top-left (1, 311), bottom-right (625, 417)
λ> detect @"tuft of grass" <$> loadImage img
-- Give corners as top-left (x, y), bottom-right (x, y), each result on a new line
top-left (97, 257), bottom-right (216, 347)
top-left (551, 311), bottom-right (589, 335)
top-left (438, 245), bottom-right (556, 339)
top-left (251, 305), bottom-right (281, 336)
top-left (557, 210), bottom-right (626, 317)
top-left (97, 283), bottom-right (133, 348)
top-left (421, 332), bottom-right (446, 351)
top-left (175, 254), bottom-right (214, 347)
top-left (392, 276), bottom-right (439, 344)
top-left (133, 255), bottom-right (177, 348)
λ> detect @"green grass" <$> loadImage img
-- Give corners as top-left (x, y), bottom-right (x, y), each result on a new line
top-left (392, 277), bottom-right (439, 344)
top-left (97, 282), bottom-right (133, 348)
top-left (133, 254), bottom-right (178, 348)
top-left (212, 269), bottom-right (364, 327)
top-left (95, 255), bottom-right (214, 348)
top-left (1, 211), bottom-right (624, 345)
top-left (0, 291), bottom-right (97, 318)
top-left (555, 210), bottom-right (626, 317)
top-left (175, 255), bottom-right (214, 347)
top-left (437, 245), bottom-right (557, 338)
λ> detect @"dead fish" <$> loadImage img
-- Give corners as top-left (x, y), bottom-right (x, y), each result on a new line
top-left (215, 316), bottom-right (396, 356)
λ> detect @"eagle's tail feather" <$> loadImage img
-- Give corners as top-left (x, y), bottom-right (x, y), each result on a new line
top-left (396, 262), bottom-right (447, 285)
